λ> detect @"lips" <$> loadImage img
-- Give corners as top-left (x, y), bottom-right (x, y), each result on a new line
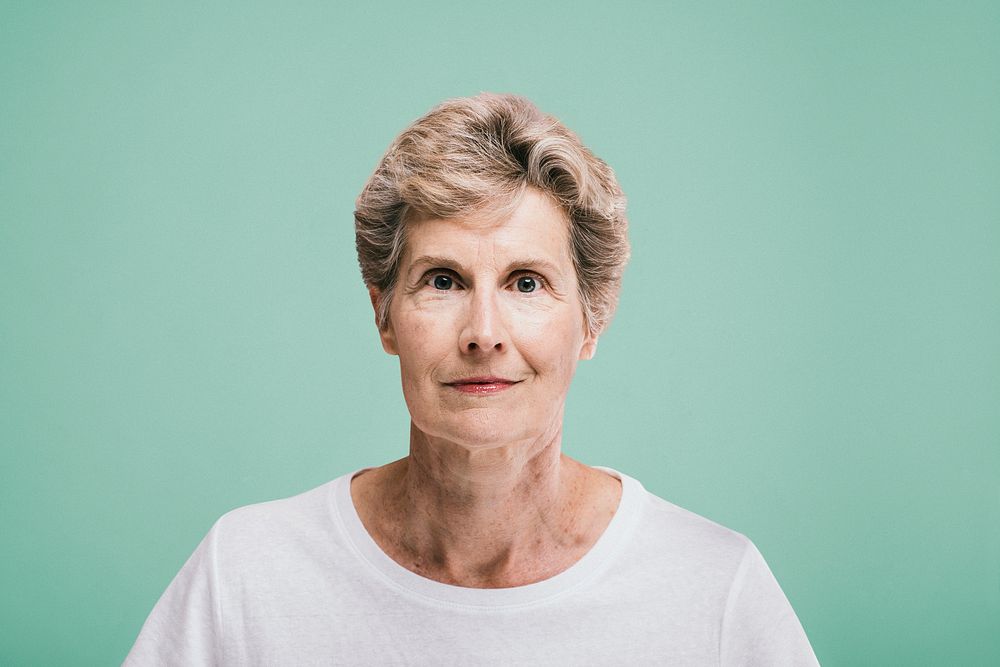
top-left (444, 377), bottom-right (521, 395)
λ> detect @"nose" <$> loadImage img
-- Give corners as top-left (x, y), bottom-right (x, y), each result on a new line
top-left (459, 288), bottom-right (507, 354)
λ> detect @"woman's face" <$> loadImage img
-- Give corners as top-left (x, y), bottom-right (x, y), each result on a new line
top-left (376, 188), bottom-right (598, 450)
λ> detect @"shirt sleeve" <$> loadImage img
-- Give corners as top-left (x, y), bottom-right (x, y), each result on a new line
top-left (124, 525), bottom-right (223, 666)
top-left (719, 539), bottom-right (820, 666)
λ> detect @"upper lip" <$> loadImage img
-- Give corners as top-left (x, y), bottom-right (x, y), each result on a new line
top-left (445, 376), bottom-right (519, 385)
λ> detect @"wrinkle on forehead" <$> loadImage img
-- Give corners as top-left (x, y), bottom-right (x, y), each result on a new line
top-left (401, 188), bottom-right (573, 269)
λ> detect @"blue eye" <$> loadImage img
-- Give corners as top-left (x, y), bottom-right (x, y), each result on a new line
top-left (432, 274), bottom-right (453, 290)
top-left (516, 276), bottom-right (537, 293)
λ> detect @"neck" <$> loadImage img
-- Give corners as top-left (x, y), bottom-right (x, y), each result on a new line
top-left (352, 418), bottom-right (620, 588)
top-left (409, 419), bottom-right (563, 536)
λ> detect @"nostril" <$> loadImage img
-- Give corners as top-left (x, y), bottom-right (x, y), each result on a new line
top-left (468, 342), bottom-right (479, 351)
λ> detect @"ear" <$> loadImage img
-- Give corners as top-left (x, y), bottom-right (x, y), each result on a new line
top-left (369, 288), bottom-right (398, 356)
top-left (579, 331), bottom-right (599, 361)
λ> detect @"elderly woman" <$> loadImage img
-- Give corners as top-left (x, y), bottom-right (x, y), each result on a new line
top-left (127, 94), bottom-right (819, 665)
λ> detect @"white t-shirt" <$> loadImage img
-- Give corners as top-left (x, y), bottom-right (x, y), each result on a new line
top-left (125, 468), bottom-right (819, 665)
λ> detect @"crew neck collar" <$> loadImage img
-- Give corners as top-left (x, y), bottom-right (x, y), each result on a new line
top-left (330, 466), bottom-right (643, 609)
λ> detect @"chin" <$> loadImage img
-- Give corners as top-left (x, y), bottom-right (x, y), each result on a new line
top-left (416, 413), bottom-right (542, 451)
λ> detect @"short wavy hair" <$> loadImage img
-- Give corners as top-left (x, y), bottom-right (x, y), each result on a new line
top-left (354, 93), bottom-right (629, 335)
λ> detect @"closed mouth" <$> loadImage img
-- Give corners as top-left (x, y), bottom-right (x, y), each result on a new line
top-left (444, 377), bottom-right (521, 393)
top-left (446, 377), bottom-right (517, 385)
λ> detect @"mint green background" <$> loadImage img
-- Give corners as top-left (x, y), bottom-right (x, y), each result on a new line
top-left (2, 2), bottom-right (998, 664)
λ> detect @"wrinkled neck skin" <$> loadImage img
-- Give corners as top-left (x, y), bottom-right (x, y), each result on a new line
top-left (352, 410), bottom-right (620, 588)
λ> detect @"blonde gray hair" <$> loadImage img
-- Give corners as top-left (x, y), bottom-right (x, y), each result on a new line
top-left (354, 93), bottom-right (629, 335)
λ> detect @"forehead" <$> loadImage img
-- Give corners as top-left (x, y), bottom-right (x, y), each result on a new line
top-left (402, 189), bottom-right (573, 267)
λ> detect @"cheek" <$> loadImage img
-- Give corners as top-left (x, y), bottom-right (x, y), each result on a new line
top-left (513, 305), bottom-right (586, 375)
top-left (395, 312), bottom-right (453, 378)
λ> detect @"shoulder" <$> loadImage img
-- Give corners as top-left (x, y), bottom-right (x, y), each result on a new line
top-left (205, 475), bottom-right (347, 559)
top-left (124, 473), bottom-right (359, 665)
top-left (610, 467), bottom-right (751, 555)
top-left (640, 485), bottom-right (750, 554)
top-left (610, 469), bottom-right (755, 589)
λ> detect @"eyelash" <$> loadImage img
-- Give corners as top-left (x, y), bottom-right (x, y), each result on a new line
top-left (423, 270), bottom-right (547, 293)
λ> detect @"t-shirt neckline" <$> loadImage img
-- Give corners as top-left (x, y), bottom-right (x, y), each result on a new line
top-left (331, 465), bottom-right (643, 609)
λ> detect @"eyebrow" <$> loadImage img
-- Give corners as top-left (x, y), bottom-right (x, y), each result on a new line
top-left (407, 255), bottom-right (565, 280)
top-left (408, 255), bottom-right (463, 274)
